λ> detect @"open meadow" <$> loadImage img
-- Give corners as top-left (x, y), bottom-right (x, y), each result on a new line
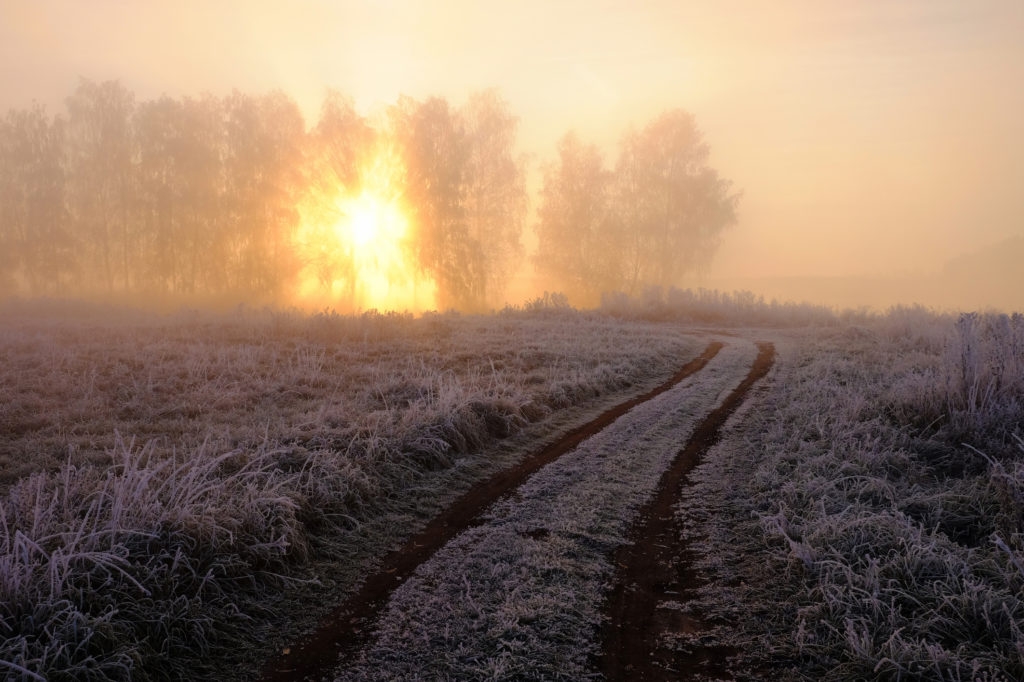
top-left (1, 295), bottom-right (1022, 681)
top-left (3, 3), bottom-right (1023, 680)
top-left (0, 298), bottom-right (705, 679)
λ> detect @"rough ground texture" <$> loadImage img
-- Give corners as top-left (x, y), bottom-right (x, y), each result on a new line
top-left (600, 342), bottom-right (775, 681)
top-left (680, 324), bottom-right (1024, 680)
top-left (261, 342), bottom-right (726, 681)
top-left (0, 310), bottom-right (708, 681)
top-left (319, 341), bottom-right (759, 680)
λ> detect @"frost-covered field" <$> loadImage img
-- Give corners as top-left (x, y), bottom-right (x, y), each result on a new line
top-left (334, 341), bottom-right (757, 681)
top-left (0, 304), bottom-right (702, 680)
top-left (681, 310), bottom-right (1024, 680)
top-left (3, 299), bottom-right (1022, 681)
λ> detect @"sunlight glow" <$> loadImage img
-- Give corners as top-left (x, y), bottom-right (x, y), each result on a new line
top-left (345, 194), bottom-right (384, 248)
top-left (293, 145), bottom-right (437, 313)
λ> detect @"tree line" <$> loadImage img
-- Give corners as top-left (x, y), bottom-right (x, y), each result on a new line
top-left (0, 79), bottom-right (738, 310)
top-left (536, 111), bottom-right (739, 305)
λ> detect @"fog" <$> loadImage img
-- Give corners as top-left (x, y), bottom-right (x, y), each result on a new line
top-left (2, 0), bottom-right (1023, 312)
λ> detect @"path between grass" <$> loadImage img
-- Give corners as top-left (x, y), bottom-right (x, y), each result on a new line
top-left (325, 340), bottom-right (756, 680)
top-left (261, 341), bottom-right (725, 682)
top-left (600, 342), bottom-right (776, 681)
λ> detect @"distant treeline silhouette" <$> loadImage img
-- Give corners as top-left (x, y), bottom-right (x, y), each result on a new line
top-left (536, 112), bottom-right (738, 306)
top-left (0, 79), bottom-right (737, 309)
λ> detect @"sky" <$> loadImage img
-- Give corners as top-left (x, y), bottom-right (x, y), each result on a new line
top-left (2, 0), bottom-right (1023, 309)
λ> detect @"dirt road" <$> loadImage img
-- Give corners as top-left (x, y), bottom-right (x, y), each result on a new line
top-left (601, 342), bottom-right (775, 680)
top-left (262, 338), bottom-right (773, 681)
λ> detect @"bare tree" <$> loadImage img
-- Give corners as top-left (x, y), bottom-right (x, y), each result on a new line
top-left (537, 111), bottom-right (739, 303)
top-left (390, 96), bottom-right (482, 310)
top-left (134, 96), bottom-right (183, 292)
top-left (222, 90), bottom-right (305, 296)
top-left (174, 95), bottom-right (228, 294)
top-left (133, 95), bottom-right (226, 295)
top-left (534, 132), bottom-right (618, 305)
top-left (0, 104), bottom-right (73, 294)
top-left (296, 91), bottom-right (374, 304)
top-left (64, 79), bottom-right (135, 292)
top-left (460, 90), bottom-right (527, 307)
top-left (613, 110), bottom-right (739, 291)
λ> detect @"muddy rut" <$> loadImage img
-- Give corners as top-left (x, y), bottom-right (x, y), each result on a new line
top-left (600, 342), bottom-right (776, 681)
top-left (261, 341), bottom-right (724, 682)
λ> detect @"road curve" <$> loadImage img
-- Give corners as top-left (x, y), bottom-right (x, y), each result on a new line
top-left (261, 341), bottom-right (724, 682)
top-left (600, 342), bottom-right (776, 681)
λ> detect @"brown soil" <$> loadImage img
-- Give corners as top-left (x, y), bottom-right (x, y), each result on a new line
top-left (260, 341), bottom-right (724, 682)
top-left (600, 342), bottom-right (776, 681)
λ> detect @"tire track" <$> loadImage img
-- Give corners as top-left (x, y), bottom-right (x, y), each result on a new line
top-left (261, 341), bottom-right (723, 682)
top-left (600, 342), bottom-right (775, 681)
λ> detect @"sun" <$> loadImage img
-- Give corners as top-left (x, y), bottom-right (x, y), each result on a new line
top-left (292, 144), bottom-right (437, 313)
top-left (346, 196), bottom-right (379, 247)
top-left (341, 191), bottom-right (396, 249)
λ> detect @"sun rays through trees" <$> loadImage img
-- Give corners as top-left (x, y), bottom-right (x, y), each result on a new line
top-left (0, 81), bottom-right (734, 312)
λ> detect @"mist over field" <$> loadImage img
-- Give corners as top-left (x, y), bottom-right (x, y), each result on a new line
top-left (5, 5), bottom-right (1024, 680)
top-left (1, 0), bottom-right (1022, 313)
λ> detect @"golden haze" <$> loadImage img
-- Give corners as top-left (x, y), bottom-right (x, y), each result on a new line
top-left (293, 139), bottom-right (437, 313)
top-left (1, 1), bottom-right (1023, 311)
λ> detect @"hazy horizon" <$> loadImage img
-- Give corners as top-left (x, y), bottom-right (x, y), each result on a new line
top-left (2, 0), bottom-right (1023, 312)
